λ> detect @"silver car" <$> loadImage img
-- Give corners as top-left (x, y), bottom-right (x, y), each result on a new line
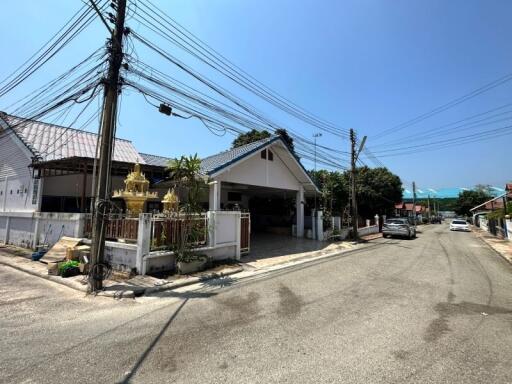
top-left (383, 218), bottom-right (416, 239)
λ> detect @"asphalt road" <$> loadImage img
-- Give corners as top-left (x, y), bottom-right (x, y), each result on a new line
top-left (1, 224), bottom-right (512, 384)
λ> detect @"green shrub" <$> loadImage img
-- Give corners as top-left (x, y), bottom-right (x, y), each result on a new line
top-left (59, 260), bottom-right (79, 275)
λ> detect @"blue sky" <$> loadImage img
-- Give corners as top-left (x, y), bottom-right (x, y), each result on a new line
top-left (1, 0), bottom-right (511, 190)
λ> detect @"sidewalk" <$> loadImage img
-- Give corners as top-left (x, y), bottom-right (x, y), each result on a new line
top-left (473, 227), bottom-right (512, 265)
top-left (0, 246), bottom-right (242, 299)
top-left (0, 235), bottom-right (384, 299)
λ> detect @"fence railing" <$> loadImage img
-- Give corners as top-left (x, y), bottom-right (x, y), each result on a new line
top-left (150, 213), bottom-right (208, 251)
top-left (84, 214), bottom-right (139, 241)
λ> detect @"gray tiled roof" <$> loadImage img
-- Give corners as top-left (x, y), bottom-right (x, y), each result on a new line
top-left (1, 114), bottom-right (145, 164)
top-left (139, 152), bottom-right (171, 167)
top-left (200, 136), bottom-right (279, 175)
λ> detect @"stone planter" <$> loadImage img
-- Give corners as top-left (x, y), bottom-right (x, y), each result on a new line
top-left (177, 258), bottom-right (208, 275)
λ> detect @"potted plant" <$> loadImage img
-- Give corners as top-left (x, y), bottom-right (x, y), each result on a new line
top-left (59, 260), bottom-right (80, 278)
top-left (167, 155), bottom-right (210, 275)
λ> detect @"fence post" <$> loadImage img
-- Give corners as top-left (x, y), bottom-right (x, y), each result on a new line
top-left (207, 211), bottom-right (216, 248)
top-left (33, 214), bottom-right (41, 248)
top-left (366, 219), bottom-right (370, 227)
top-left (136, 213), bottom-right (152, 275)
top-left (235, 211), bottom-right (241, 260)
top-left (316, 210), bottom-right (324, 241)
top-left (4, 216), bottom-right (10, 244)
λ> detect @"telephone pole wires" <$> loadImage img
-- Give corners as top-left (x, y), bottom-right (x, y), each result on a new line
top-left (349, 129), bottom-right (366, 241)
top-left (89, 0), bottom-right (127, 292)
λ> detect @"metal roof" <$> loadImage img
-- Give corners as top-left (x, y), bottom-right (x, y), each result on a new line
top-left (200, 136), bottom-right (279, 175)
top-left (139, 152), bottom-right (170, 167)
top-left (402, 186), bottom-right (506, 200)
top-left (1, 114), bottom-right (145, 164)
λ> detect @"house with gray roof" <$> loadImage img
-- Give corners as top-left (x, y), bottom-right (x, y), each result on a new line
top-left (0, 113), bottom-right (319, 265)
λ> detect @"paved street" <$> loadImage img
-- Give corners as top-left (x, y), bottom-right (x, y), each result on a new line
top-left (1, 224), bottom-right (512, 384)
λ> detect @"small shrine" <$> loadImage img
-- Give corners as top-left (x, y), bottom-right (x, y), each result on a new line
top-left (113, 163), bottom-right (158, 216)
top-left (162, 188), bottom-right (179, 213)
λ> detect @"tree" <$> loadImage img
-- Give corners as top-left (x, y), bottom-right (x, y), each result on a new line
top-left (232, 128), bottom-right (296, 156)
top-left (350, 166), bottom-right (403, 218)
top-left (453, 189), bottom-right (491, 217)
top-left (275, 128), bottom-right (295, 154)
top-left (232, 129), bottom-right (271, 148)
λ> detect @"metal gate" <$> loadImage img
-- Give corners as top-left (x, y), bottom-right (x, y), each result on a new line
top-left (240, 212), bottom-right (251, 254)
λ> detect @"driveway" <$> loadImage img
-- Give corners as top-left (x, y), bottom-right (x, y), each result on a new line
top-left (1, 224), bottom-right (511, 383)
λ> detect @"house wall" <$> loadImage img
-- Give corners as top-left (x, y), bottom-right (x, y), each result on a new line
top-left (0, 124), bottom-right (41, 212)
top-left (215, 146), bottom-right (301, 192)
top-left (42, 174), bottom-right (126, 197)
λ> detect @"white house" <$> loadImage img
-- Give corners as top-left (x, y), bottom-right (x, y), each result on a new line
top-left (0, 113), bottom-right (320, 273)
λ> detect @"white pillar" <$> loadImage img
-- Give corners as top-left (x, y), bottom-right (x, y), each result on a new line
top-left (4, 216), bottom-right (10, 244)
top-left (209, 180), bottom-right (221, 211)
top-left (235, 211), bottom-right (241, 260)
top-left (316, 210), bottom-right (324, 241)
top-left (366, 219), bottom-right (370, 227)
top-left (137, 213), bottom-right (152, 275)
top-left (296, 186), bottom-right (304, 237)
top-left (311, 209), bottom-right (316, 240)
top-left (207, 211), bottom-right (216, 247)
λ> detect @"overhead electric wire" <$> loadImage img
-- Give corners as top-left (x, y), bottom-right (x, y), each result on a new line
top-left (132, 0), bottom-right (349, 139)
top-left (372, 72), bottom-right (512, 141)
top-left (0, 0), bottom-right (108, 98)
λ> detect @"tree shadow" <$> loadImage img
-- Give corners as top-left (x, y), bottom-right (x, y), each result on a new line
top-left (199, 275), bottom-right (235, 289)
top-left (119, 298), bottom-right (189, 383)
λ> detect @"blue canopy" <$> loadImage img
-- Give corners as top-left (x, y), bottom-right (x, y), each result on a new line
top-left (402, 186), bottom-right (505, 200)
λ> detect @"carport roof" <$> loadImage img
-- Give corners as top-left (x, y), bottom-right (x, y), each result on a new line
top-left (200, 136), bottom-right (279, 175)
top-left (201, 135), bottom-right (319, 193)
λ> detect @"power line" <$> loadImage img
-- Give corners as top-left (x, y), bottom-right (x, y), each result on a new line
top-left (372, 73), bottom-right (512, 141)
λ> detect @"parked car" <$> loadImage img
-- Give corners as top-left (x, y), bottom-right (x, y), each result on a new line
top-left (383, 218), bottom-right (416, 239)
top-left (450, 219), bottom-right (471, 232)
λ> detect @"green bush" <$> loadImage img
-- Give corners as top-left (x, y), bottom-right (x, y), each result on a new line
top-left (59, 260), bottom-right (79, 275)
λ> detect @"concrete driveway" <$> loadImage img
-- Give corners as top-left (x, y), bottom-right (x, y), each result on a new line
top-left (1, 224), bottom-right (511, 383)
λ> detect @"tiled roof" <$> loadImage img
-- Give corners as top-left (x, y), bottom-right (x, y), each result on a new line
top-left (139, 152), bottom-right (170, 167)
top-left (200, 136), bottom-right (279, 175)
top-left (1, 114), bottom-right (145, 164)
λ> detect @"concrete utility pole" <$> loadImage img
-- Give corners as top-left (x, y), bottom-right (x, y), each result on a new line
top-left (313, 133), bottom-right (322, 211)
top-left (90, 0), bottom-right (127, 292)
top-left (427, 194), bottom-right (431, 222)
top-left (412, 181), bottom-right (417, 227)
top-left (349, 129), bottom-right (366, 241)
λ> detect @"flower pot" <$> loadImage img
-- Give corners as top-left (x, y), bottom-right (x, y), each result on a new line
top-left (177, 259), bottom-right (207, 275)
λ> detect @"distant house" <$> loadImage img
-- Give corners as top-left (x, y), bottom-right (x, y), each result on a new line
top-left (395, 202), bottom-right (425, 218)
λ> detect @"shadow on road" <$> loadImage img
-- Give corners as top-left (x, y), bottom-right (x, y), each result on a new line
top-left (119, 298), bottom-right (189, 383)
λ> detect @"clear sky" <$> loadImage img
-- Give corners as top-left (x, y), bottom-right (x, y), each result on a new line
top-left (1, 0), bottom-right (511, 190)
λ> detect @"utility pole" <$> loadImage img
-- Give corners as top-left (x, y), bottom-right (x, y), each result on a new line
top-left (349, 129), bottom-right (358, 241)
top-left (313, 133), bottom-right (322, 211)
top-left (412, 181), bottom-right (417, 227)
top-left (427, 194), bottom-right (431, 222)
top-left (89, 0), bottom-right (127, 292)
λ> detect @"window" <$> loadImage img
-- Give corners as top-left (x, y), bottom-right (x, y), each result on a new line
top-left (260, 149), bottom-right (273, 161)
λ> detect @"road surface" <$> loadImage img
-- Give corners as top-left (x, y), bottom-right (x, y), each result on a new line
top-left (1, 224), bottom-right (511, 383)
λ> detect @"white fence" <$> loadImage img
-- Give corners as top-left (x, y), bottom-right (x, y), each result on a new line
top-left (0, 212), bottom-right (85, 249)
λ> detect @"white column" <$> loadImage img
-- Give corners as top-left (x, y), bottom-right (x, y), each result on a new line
top-left (137, 213), bottom-right (152, 275)
top-left (4, 216), bottom-right (11, 244)
top-left (296, 186), bottom-right (304, 237)
top-left (235, 211), bottom-right (241, 260)
top-left (208, 180), bottom-right (221, 211)
top-left (316, 210), bottom-right (324, 241)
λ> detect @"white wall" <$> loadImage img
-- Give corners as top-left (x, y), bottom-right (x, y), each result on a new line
top-left (215, 145), bottom-right (301, 192)
top-left (0, 212), bottom-right (85, 248)
top-left (42, 174), bottom-right (125, 197)
top-left (0, 124), bottom-right (41, 212)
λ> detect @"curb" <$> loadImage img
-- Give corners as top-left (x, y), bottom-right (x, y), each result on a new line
top-left (0, 258), bottom-right (88, 293)
top-left (0, 256), bottom-right (244, 299)
top-left (473, 230), bottom-right (512, 267)
top-left (143, 266), bottom-right (244, 294)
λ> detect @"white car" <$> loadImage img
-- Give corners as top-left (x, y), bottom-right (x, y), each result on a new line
top-left (450, 219), bottom-right (470, 232)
